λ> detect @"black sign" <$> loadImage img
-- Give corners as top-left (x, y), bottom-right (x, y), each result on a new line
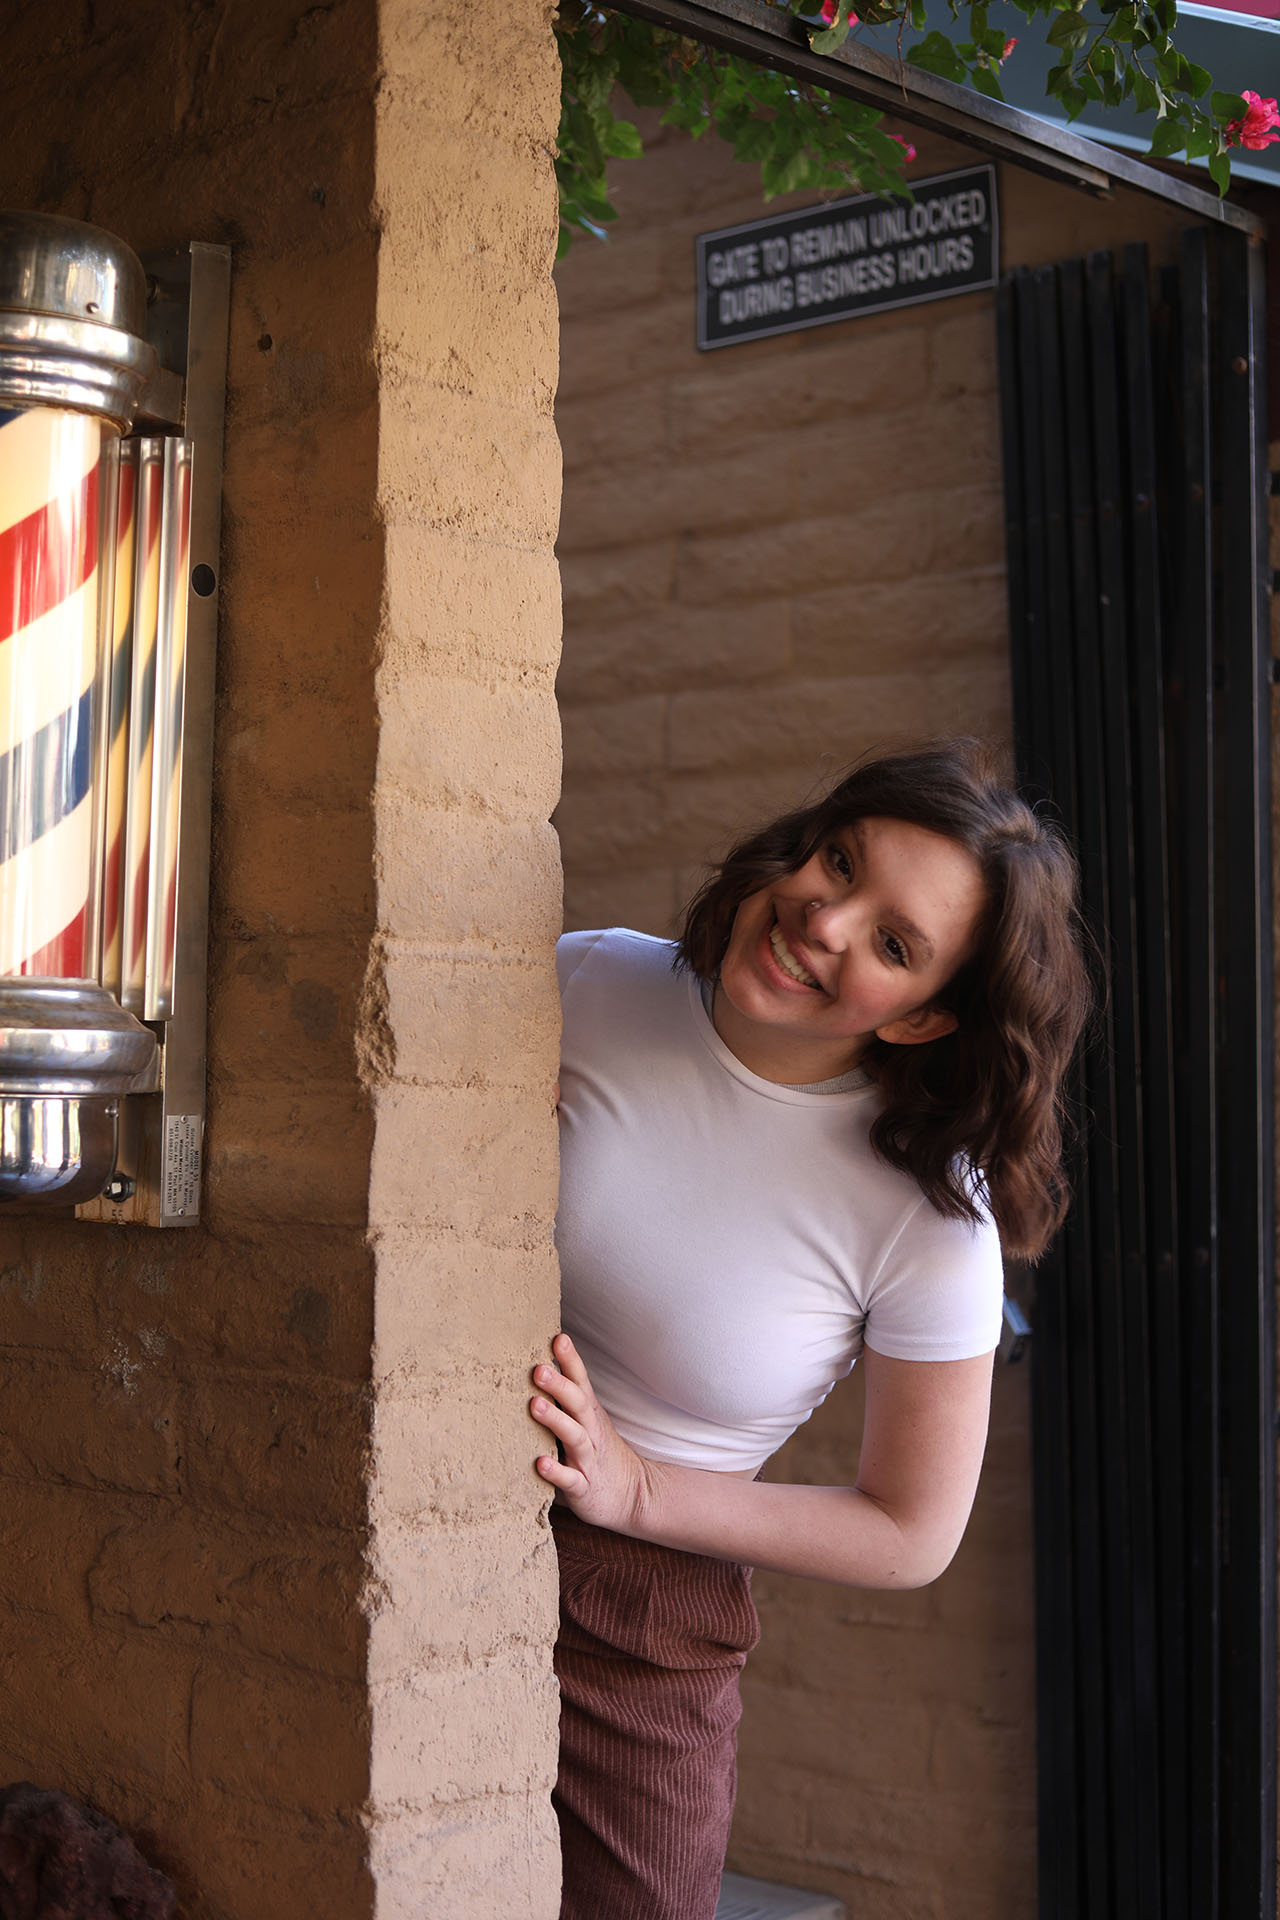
top-left (695, 163), bottom-right (998, 351)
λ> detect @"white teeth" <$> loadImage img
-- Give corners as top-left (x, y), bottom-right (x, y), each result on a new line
top-left (769, 921), bottom-right (819, 988)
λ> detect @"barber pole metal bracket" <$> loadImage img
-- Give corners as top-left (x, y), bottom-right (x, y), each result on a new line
top-left (77, 242), bottom-right (229, 1226)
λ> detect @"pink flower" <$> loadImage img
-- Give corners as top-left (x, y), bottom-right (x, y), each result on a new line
top-left (888, 132), bottom-right (917, 162)
top-left (819, 0), bottom-right (858, 23)
top-left (1001, 36), bottom-right (1018, 60)
top-left (1226, 90), bottom-right (1280, 149)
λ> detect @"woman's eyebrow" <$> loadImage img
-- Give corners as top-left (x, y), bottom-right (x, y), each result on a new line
top-left (893, 916), bottom-right (934, 963)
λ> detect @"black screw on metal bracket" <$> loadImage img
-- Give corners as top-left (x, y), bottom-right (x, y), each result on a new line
top-left (104, 1174), bottom-right (135, 1203)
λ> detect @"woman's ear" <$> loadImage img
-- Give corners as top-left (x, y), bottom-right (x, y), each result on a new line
top-left (875, 1004), bottom-right (959, 1047)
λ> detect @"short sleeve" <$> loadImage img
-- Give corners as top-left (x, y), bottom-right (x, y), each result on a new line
top-left (557, 928), bottom-right (608, 995)
top-left (863, 1196), bottom-right (1005, 1363)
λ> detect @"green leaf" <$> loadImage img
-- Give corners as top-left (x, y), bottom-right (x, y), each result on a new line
top-left (1131, 71), bottom-right (1160, 113)
top-left (1211, 90), bottom-right (1247, 120)
top-left (907, 30), bottom-right (969, 79)
top-left (1186, 61), bottom-right (1212, 98)
top-left (1208, 147), bottom-right (1231, 193)
top-left (728, 116), bottom-right (778, 164)
top-left (808, 1), bottom-right (855, 54)
top-left (1184, 118), bottom-right (1214, 156)
top-left (972, 64), bottom-right (1005, 97)
top-left (1109, 6), bottom-right (1139, 39)
top-left (603, 117), bottom-right (644, 158)
top-left (1046, 9), bottom-right (1089, 48)
top-left (1060, 82), bottom-right (1088, 118)
top-left (1148, 114), bottom-right (1185, 156)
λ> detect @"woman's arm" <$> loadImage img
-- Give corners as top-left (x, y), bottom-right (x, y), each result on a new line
top-left (531, 1334), bottom-right (995, 1589)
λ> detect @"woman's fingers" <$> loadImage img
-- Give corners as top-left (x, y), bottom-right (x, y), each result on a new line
top-left (550, 1332), bottom-right (594, 1391)
top-left (530, 1394), bottom-right (586, 1452)
top-left (533, 1362), bottom-right (589, 1420)
top-left (535, 1452), bottom-right (589, 1497)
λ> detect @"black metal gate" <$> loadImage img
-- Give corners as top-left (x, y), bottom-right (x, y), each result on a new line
top-left (997, 229), bottom-right (1276, 1919)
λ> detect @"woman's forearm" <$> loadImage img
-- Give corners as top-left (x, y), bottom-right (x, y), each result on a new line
top-left (628, 1459), bottom-right (952, 1589)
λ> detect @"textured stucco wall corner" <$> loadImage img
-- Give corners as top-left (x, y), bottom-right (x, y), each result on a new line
top-left (364, 1), bottom-right (565, 1913)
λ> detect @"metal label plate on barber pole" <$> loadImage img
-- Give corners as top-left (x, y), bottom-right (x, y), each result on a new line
top-left (162, 1112), bottom-right (202, 1220)
top-left (695, 163), bottom-right (998, 351)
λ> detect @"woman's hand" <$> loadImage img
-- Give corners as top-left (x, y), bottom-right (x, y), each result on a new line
top-left (531, 1334), bottom-right (653, 1533)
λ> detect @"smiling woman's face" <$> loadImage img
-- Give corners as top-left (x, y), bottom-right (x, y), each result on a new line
top-left (713, 815), bottom-right (988, 1084)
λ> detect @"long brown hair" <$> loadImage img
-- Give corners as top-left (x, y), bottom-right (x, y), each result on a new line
top-left (677, 740), bottom-right (1092, 1262)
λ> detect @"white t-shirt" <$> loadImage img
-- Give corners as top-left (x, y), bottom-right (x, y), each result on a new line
top-left (556, 928), bottom-right (1004, 1474)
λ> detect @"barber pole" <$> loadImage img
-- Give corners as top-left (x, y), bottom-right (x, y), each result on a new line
top-left (0, 405), bottom-right (115, 979)
top-left (147, 437), bottom-right (192, 1021)
top-left (100, 439), bottom-right (138, 999)
top-left (121, 436), bottom-right (163, 1014)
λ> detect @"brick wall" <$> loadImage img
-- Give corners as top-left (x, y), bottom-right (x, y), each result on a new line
top-left (0, 3), bottom-right (563, 1915)
top-left (555, 105), bottom-right (1210, 1917)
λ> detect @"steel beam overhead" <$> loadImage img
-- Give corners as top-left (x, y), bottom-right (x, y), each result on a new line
top-left (606, 0), bottom-right (1263, 231)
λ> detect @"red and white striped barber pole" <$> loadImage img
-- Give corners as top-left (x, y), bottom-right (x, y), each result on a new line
top-left (0, 212), bottom-right (159, 1206)
top-left (100, 438), bottom-right (138, 1002)
top-left (146, 436), bottom-right (192, 1022)
top-left (121, 437), bottom-right (163, 1015)
top-left (0, 407), bottom-right (117, 979)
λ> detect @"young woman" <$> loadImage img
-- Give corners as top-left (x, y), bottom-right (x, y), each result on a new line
top-left (530, 739), bottom-right (1090, 1920)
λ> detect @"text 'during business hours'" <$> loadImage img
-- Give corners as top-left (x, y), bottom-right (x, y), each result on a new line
top-left (695, 164), bottom-right (998, 350)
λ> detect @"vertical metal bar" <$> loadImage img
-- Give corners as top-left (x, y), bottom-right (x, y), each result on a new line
top-left (1166, 225), bottom-right (1219, 1920)
top-left (1053, 254), bottom-right (1114, 1920)
top-left (1214, 224), bottom-right (1277, 1920)
top-left (1085, 245), bottom-right (1145, 1920)
top-left (1001, 265), bottom-right (1080, 1920)
top-left (1031, 261), bottom-right (1095, 1920)
top-left (1117, 241), bottom-right (1171, 1920)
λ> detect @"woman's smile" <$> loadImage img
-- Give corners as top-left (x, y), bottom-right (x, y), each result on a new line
top-left (766, 917), bottom-right (823, 991)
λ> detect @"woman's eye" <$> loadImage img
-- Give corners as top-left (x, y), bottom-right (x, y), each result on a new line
top-left (826, 842), bottom-right (852, 880)
top-left (881, 931), bottom-right (909, 967)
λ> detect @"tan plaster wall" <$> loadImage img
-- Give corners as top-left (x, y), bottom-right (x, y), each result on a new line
top-left (555, 106), bottom-right (1212, 1918)
top-left (364, 3), bottom-right (564, 1912)
top-left (0, 2), bottom-right (564, 1916)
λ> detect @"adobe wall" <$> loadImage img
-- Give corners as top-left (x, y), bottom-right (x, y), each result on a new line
top-left (555, 107), bottom-right (1211, 1917)
top-left (365, 3), bottom-right (564, 1910)
top-left (0, 2), bottom-right (563, 1916)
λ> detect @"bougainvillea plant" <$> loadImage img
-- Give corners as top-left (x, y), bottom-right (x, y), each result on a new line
top-left (553, 0), bottom-right (1279, 254)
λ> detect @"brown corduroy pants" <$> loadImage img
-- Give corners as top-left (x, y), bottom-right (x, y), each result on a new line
top-left (551, 1502), bottom-right (761, 1920)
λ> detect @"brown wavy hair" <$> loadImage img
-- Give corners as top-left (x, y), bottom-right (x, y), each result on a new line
top-left (677, 740), bottom-right (1091, 1262)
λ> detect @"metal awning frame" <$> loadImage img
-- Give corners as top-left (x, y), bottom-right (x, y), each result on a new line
top-left (605, 0), bottom-right (1264, 232)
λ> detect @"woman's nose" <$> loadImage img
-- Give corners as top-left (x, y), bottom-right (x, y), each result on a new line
top-left (803, 896), bottom-right (849, 948)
